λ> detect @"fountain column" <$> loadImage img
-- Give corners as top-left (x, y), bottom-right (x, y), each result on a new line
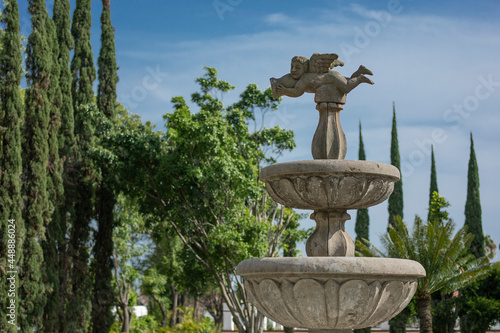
top-left (312, 103), bottom-right (346, 160)
top-left (306, 210), bottom-right (354, 257)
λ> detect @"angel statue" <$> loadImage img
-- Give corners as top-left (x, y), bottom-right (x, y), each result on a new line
top-left (269, 53), bottom-right (374, 160)
top-left (270, 53), bottom-right (373, 104)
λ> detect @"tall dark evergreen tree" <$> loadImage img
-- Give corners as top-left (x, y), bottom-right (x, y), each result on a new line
top-left (47, 1), bottom-right (76, 330)
top-left (355, 121), bottom-right (370, 245)
top-left (427, 145), bottom-right (439, 222)
top-left (388, 102), bottom-right (403, 229)
top-left (67, 0), bottom-right (96, 330)
top-left (464, 133), bottom-right (485, 258)
top-left (388, 103), bottom-right (407, 333)
top-left (41, 8), bottom-right (64, 332)
top-left (54, 0), bottom-right (75, 158)
top-left (354, 121), bottom-right (370, 333)
top-left (0, 1), bottom-right (25, 331)
top-left (21, 0), bottom-right (53, 330)
top-left (71, 0), bottom-right (96, 107)
top-left (92, 0), bottom-right (118, 331)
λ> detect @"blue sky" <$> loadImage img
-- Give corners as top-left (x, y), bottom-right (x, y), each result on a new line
top-left (15, 0), bottom-right (500, 255)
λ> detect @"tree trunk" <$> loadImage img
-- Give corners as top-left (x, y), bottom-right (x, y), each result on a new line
top-left (203, 291), bottom-right (223, 331)
top-left (459, 315), bottom-right (472, 333)
top-left (151, 293), bottom-right (168, 328)
top-left (417, 292), bottom-right (433, 333)
top-left (177, 292), bottom-right (188, 324)
top-left (169, 284), bottom-right (178, 328)
top-left (121, 306), bottom-right (132, 333)
top-left (193, 296), bottom-right (200, 320)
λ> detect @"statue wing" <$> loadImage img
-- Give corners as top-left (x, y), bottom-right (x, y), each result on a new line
top-left (309, 53), bottom-right (340, 73)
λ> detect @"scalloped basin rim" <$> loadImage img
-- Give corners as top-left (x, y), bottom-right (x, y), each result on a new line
top-left (236, 257), bottom-right (425, 278)
top-left (260, 160), bottom-right (400, 182)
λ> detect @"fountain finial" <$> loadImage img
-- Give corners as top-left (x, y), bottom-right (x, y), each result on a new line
top-left (270, 53), bottom-right (373, 160)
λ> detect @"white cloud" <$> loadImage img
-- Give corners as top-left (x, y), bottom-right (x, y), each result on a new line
top-left (264, 13), bottom-right (291, 25)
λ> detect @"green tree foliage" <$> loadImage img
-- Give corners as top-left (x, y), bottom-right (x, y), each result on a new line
top-left (67, 0), bottom-right (97, 330)
top-left (0, 1), bottom-right (24, 331)
top-left (71, 0), bottom-right (96, 107)
top-left (45, 1), bottom-right (76, 331)
top-left (97, 0), bottom-right (117, 120)
top-left (92, 1), bottom-right (119, 331)
top-left (388, 102), bottom-right (403, 228)
top-left (21, 0), bottom-right (54, 330)
top-left (355, 121), bottom-right (370, 251)
top-left (112, 194), bottom-right (150, 333)
top-left (428, 192), bottom-right (457, 333)
top-left (53, 0), bottom-right (75, 156)
top-left (357, 193), bottom-right (491, 333)
top-left (464, 133), bottom-right (484, 258)
top-left (459, 145), bottom-right (498, 333)
top-left (427, 146), bottom-right (438, 222)
top-left (109, 308), bottom-right (217, 333)
top-left (387, 103), bottom-right (406, 333)
top-left (163, 71), bottom-right (295, 333)
top-left (41, 8), bottom-right (65, 333)
top-left (98, 67), bottom-right (297, 333)
top-left (457, 265), bottom-right (500, 333)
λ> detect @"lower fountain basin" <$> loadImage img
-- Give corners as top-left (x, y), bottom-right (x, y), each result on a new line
top-left (236, 257), bottom-right (425, 330)
top-left (260, 160), bottom-right (400, 210)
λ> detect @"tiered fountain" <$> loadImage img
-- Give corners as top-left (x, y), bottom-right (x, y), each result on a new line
top-left (236, 53), bottom-right (425, 332)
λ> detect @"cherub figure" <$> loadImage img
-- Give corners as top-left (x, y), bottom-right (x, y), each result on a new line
top-left (270, 53), bottom-right (373, 103)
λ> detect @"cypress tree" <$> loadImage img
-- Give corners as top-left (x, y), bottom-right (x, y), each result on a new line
top-left (464, 133), bottom-right (485, 258)
top-left (67, 0), bottom-right (96, 330)
top-left (71, 0), bottom-right (96, 107)
top-left (388, 102), bottom-right (403, 229)
top-left (21, 0), bottom-right (53, 330)
top-left (49, 0), bottom-right (76, 331)
top-left (0, 1), bottom-right (24, 331)
top-left (54, 0), bottom-right (75, 157)
top-left (388, 103), bottom-right (407, 333)
top-left (355, 122), bottom-right (370, 246)
top-left (41, 8), bottom-right (64, 332)
top-left (92, 0), bottom-right (118, 331)
top-left (354, 121), bottom-right (370, 333)
top-left (97, 0), bottom-right (118, 120)
top-left (427, 145), bottom-right (438, 222)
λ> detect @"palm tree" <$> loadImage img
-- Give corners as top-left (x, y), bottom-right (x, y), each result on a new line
top-left (357, 194), bottom-right (490, 333)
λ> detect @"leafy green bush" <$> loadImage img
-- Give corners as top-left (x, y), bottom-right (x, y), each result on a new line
top-left (109, 307), bottom-right (216, 333)
top-left (164, 307), bottom-right (215, 333)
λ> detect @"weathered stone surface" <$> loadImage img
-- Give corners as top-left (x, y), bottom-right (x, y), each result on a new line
top-left (260, 160), bottom-right (400, 210)
top-left (269, 54), bottom-right (373, 161)
top-left (235, 53), bottom-right (426, 333)
top-left (306, 210), bottom-right (354, 257)
top-left (236, 257), bottom-right (424, 330)
top-left (312, 103), bottom-right (346, 160)
top-left (269, 53), bottom-right (372, 105)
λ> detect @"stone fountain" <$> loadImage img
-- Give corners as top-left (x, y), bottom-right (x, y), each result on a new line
top-left (236, 53), bottom-right (425, 332)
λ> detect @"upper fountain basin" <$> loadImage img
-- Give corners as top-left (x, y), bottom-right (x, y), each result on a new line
top-left (260, 160), bottom-right (400, 210)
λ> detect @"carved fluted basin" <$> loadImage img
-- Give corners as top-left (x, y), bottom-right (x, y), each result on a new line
top-left (260, 160), bottom-right (400, 210)
top-left (236, 257), bottom-right (425, 330)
